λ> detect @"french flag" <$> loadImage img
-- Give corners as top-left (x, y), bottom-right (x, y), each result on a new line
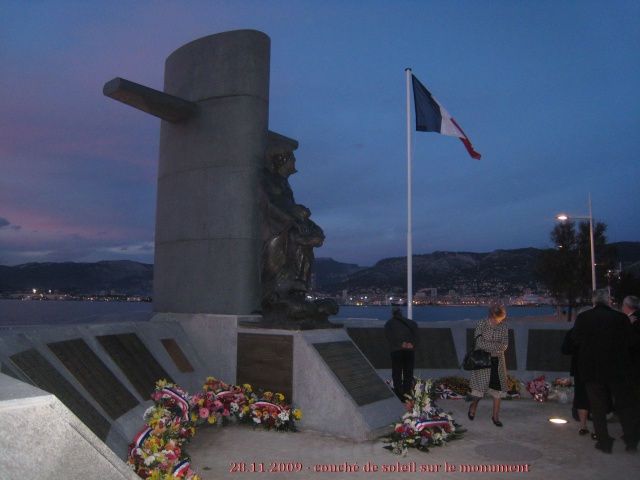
top-left (411, 74), bottom-right (481, 160)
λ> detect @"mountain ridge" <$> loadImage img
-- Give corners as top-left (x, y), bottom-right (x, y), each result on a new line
top-left (1, 242), bottom-right (638, 297)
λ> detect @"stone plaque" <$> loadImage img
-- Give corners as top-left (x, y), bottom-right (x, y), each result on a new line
top-left (313, 341), bottom-right (395, 406)
top-left (526, 329), bottom-right (571, 372)
top-left (47, 338), bottom-right (139, 419)
top-left (161, 338), bottom-right (195, 373)
top-left (416, 328), bottom-right (458, 368)
top-left (9, 348), bottom-right (111, 440)
top-left (97, 333), bottom-right (173, 398)
top-left (466, 328), bottom-right (517, 370)
top-left (237, 333), bottom-right (293, 401)
top-left (345, 328), bottom-right (388, 368)
top-left (348, 327), bottom-right (458, 369)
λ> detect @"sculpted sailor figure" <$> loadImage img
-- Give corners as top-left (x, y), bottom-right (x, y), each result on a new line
top-left (259, 141), bottom-right (337, 327)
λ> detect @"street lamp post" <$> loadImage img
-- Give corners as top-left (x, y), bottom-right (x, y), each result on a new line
top-left (556, 193), bottom-right (596, 292)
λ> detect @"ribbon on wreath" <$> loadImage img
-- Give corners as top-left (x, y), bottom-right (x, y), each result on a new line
top-left (173, 460), bottom-right (191, 477)
top-left (254, 400), bottom-right (282, 412)
top-left (415, 419), bottom-right (450, 431)
top-left (129, 426), bottom-right (152, 457)
top-left (435, 384), bottom-right (465, 400)
top-left (161, 387), bottom-right (190, 421)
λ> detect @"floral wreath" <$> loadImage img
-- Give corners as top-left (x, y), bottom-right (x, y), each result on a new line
top-left (128, 378), bottom-right (301, 479)
top-left (383, 378), bottom-right (464, 456)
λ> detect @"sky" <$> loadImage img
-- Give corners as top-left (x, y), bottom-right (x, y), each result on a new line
top-left (1, 0), bottom-right (639, 268)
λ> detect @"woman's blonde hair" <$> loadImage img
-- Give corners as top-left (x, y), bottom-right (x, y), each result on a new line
top-left (488, 305), bottom-right (506, 321)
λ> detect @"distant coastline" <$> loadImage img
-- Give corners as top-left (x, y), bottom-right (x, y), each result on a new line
top-left (0, 300), bottom-right (559, 327)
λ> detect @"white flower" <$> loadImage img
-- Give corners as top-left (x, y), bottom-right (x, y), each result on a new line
top-left (278, 410), bottom-right (290, 421)
top-left (143, 406), bottom-right (156, 418)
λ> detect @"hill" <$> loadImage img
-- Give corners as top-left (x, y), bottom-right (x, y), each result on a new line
top-left (322, 248), bottom-right (543, 296)
top-left (1, 242), bottom-right (638, 297)
top-left (0, 260), bottom-right (153, 296)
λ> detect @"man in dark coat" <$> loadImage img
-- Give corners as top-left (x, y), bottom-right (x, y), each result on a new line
top-left (622, 295), bottom-right (640, 325)
top-left (573, 289), bottom-right (640, 453)
top-left (622, 295), bottom-right (640, 380)
top-left (384, 307), bottom-right (419, 401)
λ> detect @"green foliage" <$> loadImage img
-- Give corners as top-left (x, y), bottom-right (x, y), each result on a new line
top-left (534, 219), bottom-right (615, 308)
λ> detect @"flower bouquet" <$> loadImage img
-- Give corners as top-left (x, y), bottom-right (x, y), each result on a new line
top-left (128, 380), bottom-right (199, 479)
top-left (383, 378), bottom-right (464, 456)
top-left (250, 390), bottom-right (302, 432)
top-left (128, 377), bottom-right (301, 479)
top-left (506, 374), bottom-right (521, 399)
top-left (548, 377), bottom-right (574, 404)
top-left (433, 376), bottom-right (470, 400)
top-left (525, 375), bottom-right (551, 402)
top-left (190, 377), bottom-right (251, 426)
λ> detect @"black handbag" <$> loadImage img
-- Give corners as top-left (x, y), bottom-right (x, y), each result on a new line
top-left (462, 334), bottom-right (492, 370)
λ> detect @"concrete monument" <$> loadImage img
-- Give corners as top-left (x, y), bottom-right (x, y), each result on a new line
top-left (104, 29), bottom-right (336, 326)
top-left (100, 30), bottom-right (402, 442)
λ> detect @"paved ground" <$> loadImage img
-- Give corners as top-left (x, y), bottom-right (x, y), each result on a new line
top-left (187, 396), bottom-right (637, 479)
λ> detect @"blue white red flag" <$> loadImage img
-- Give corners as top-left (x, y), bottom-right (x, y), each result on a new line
top-left (411, 74), bottom-right (481, 160)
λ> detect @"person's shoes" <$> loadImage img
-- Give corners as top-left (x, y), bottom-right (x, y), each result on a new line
top-left (595, 439), bottom-right (614, 453)
top-left (591, 433), bottom-right (598, 441)
top-left (579, 429), bottom-right (589, 436)
top-left (467, 406), bottom-right (475, 421)
top-left (492, 417), bottom-right (503, 427)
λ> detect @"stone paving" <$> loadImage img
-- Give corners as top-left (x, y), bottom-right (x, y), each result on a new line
top-left (187, 396), bottom-right (637, 480)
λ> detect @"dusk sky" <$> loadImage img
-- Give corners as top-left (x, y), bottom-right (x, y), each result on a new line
top-left (1, 1), bottom-right (638, 268)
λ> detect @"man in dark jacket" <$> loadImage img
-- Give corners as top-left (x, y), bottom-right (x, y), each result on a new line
top-left (622, 295), bottom-right (640, 378)
top-left (622, 296), bottom-right (639, 323)
top-left (384, 307), bottom-right (419, 401)
top-left (573, 289), bottom-right (640, 453)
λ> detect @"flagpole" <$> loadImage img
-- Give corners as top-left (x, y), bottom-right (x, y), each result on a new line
top-left (405, 67), bottom-right (413, 319)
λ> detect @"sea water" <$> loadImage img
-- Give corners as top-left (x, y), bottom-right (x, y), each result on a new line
top-left (0, 299), bottom-right (555, 327)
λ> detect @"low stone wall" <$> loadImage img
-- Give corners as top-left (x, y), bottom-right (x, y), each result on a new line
top-left (0, 313), bottom-right (573, 475)
top-left (339, 317), bottom-right (573, 384)
top-left (0, 373), bottom-right (139, 479)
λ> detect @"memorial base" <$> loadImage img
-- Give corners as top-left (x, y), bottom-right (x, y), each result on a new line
top-left (237, 325), bottom-right (402, 439)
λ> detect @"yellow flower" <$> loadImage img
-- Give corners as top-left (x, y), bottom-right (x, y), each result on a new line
top-left (243, 384), bottom-right (252, 392)
top-left (275, 393), bottom-right (285, 402)
top-left (293, 409), bottom-right (302, 420)
top-left (208, 415), bottom-right (217, 424)
top-left (156, 379), bottom-right (168, 389)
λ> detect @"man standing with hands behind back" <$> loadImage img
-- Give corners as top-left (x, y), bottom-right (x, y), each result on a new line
top-left (385, 307), bottom-right (419, 402)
